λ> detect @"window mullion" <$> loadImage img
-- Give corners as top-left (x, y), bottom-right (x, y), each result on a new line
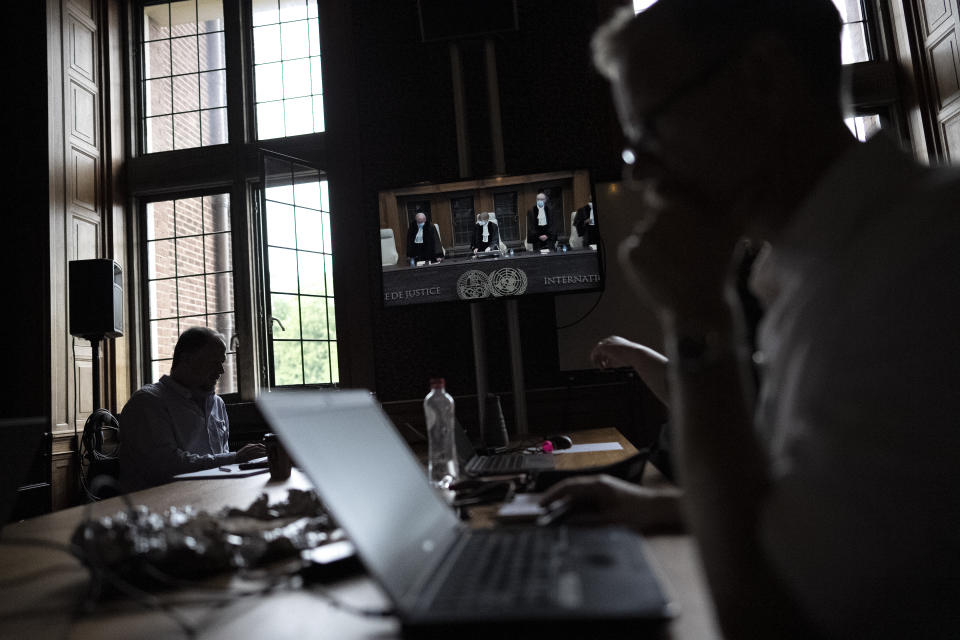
top-left (221, 0), bottom-right (249, 145)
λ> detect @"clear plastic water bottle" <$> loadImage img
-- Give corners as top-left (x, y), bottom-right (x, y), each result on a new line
top-left (424, 378), bottom-right (458, 489)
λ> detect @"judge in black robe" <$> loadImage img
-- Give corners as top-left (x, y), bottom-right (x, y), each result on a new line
top-left (573, 201), bottom-right (600, 246)
top-left (406, 213), bottom-right (443, 263)
top-left (526, 193), bottom-right (556, 251)
top-left (471, 212), bottom-right (501, 253)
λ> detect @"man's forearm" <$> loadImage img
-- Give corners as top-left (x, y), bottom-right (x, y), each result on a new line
top-left (627, 345), bottom-right (669, 405)
top-left (664, 306), bottom-right (812, 639)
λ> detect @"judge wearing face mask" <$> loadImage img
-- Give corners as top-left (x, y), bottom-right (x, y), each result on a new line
top-left (471, 212), bottom-right (500, 254)
top-left (573, 199), bottom-right (600, 246)
top-left (406, 212), bottom-right (443, 263)
top-left (526, 191), bottom-right (556, 251)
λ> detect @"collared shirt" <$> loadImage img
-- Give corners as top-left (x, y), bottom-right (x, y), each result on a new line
top-left (119, 375), bottom-right (236, 492)
top-left (753, 134), bottom-right (960, 638)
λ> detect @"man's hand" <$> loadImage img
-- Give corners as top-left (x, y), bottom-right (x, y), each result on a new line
top-left (539, 234), bottom-right (548, 241)
top-left (619, 187), bottom-right (746, 320)
top-left (236, 443), bottom-right (267, 462)
top-left (591, 335), bottom-right (665, 370)
top-left (539, 474), bottom-right (683, 532)
top-left (591, 336), bottom-right (669, 403)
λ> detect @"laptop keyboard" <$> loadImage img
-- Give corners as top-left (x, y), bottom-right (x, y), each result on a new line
top-left (430, 527), bottom-right (570, 611)
top-left (468, 453), bottom-right (529, 473)
top-left (466, 453), bottom-right (555, 474)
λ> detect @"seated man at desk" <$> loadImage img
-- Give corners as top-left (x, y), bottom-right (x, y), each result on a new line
top-left (526, 191), bottom-right (556, 251)
top-left (119, 327), bottom-right (265, 492)
top-left (471, 211), bottom-right (500, 254)
top-left (406, 212), bottom-right (444, 263)
top-left (544, 2), bottom-right (960, 639)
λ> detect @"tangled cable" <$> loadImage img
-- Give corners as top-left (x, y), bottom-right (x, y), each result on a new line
top-left (78, 408), bottom-right (120, 501)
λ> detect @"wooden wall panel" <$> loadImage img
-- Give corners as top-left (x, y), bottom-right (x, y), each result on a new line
top-left (929, 33), bottom-right (960, 108)
top-left (49, 0), bottom-right (111, 510)
top-left (50, 444), bottom-right (76, 512)
top-left (944, 110), bottom-right (960, 155)
top-left (71, 83), bottom-right (98, 147)
top-left (909, 0), bottom-right (960, 164)
top-left (73, 216), bottom-right (99, 259)
top-left (68, 14), bottom-right (96, 80)
top-left (77, 359), bottom-right (93, 415)
top-left (69, 0), bottom-right (93, 20)
top-left (71, 149), bottom-right (98, 211)
top-left (923, 0), bottom-right (950, 31)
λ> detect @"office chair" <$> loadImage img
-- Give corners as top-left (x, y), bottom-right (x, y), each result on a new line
top-left (569, 211), bottom-right (583, 249)
top-left (433, 223), bottom-right (446, 257)
top-left (380, 228), bottom-right (399, 266)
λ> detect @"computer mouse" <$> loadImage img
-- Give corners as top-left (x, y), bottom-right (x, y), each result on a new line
top-left (545, 435), bottom-right (573, 450)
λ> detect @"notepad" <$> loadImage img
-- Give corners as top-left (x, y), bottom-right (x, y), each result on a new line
top-left (553, 442), bottom-right (624, 454)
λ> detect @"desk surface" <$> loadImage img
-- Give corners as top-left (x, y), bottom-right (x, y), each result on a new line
top-left (0, 428), bottom-right (719, 639)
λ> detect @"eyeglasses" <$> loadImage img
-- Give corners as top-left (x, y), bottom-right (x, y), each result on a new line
top-left (621, 52), bottom-right (738, 165)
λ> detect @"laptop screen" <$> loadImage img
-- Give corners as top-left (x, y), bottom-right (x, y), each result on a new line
top-left (257, 390), bottom-right (462, 602)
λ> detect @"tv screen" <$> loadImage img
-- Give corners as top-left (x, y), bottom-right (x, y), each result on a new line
top-left (378, 170), bottom-right (602, 307)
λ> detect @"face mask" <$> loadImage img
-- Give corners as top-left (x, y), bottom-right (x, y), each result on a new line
top-left (537, 200), bottom-right (545, 208)
top-left (417, 222), bottom-right (424, 228)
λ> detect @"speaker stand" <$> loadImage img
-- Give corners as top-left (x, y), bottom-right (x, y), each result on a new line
top-left (84, 334), bottom-right (105, 413)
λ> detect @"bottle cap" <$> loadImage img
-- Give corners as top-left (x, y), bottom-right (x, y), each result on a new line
top-left (429, 378), bottom-right (445, 389)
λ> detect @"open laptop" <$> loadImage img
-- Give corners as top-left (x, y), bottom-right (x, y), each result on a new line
top-left (454, 420), bottom-right (555, 476)
top-left (257, 390), bottom-right (673, 638)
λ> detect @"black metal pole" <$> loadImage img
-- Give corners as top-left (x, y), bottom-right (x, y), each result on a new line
top-left (89, 337), bottom-right (101, 413)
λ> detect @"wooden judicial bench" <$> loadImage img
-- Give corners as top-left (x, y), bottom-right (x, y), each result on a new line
top-left (381, 248), bottom-right (601, 306)
top-left (0, 428), bottom-right (720, 639)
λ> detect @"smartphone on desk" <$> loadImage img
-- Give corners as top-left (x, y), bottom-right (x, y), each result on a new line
top-left (238, 456), bottom-right (270, 470)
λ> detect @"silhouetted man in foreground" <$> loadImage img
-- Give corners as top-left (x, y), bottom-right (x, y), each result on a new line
top-left (544, 2), bottom-right (960, 638)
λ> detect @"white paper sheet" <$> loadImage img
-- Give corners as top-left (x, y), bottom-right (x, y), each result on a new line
top-left (554, 442), bottom-right (624, 454)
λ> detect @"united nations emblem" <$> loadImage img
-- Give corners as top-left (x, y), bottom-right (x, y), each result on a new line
top-left (488, 267), bottom-right (528, 297)
top-left (457, 270), bottom-right (490, 300)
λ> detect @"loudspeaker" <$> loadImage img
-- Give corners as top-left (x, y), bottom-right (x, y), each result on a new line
top-left (69, 259), bottom-right (123, 339)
